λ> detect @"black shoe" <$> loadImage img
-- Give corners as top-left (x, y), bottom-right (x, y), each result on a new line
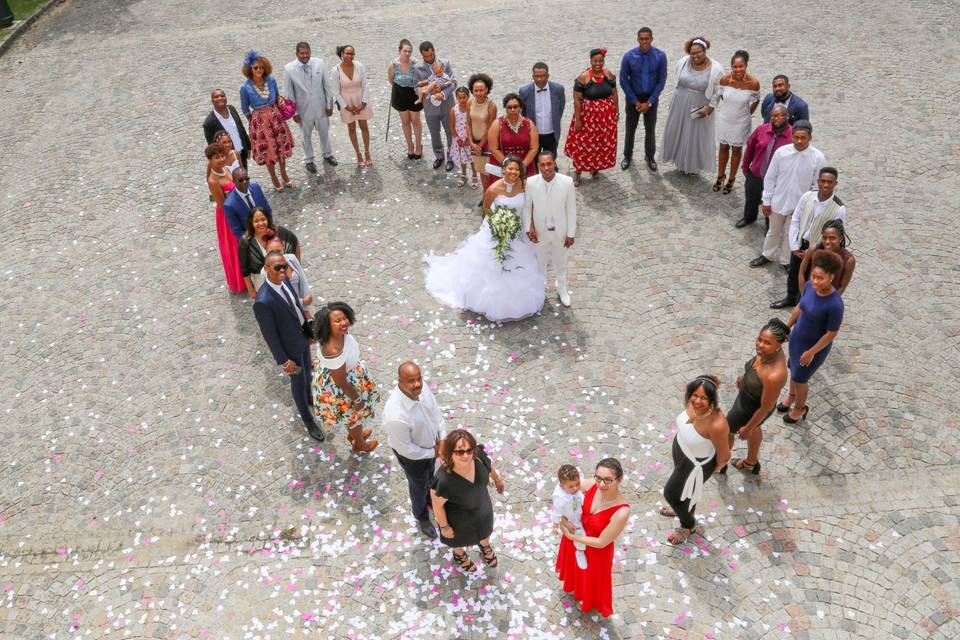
top-left (445, 159), bottom-right (454, 172)
top-left (749, 256), bottom-right (771, 268)
top-left (432, 158), bottom-right (443, 169)
top-left (305, 161), bottom-right (318, 174)
top-left (407, 153), bottom-right (415, 160)
top-left (417, 519), bottom-right (438, 539)
top-left (413, 153), bottom-right (422, 160)
top-left (734, 218), bottom-right (752, 228)
top-left (646, 158), bottom-right (658, 172)
top-left (776, 401), bottom-right (792, 413)
top-left (769, 297), bottom-right (797, 309)
top-left (306, 424), bottom-right (325, 442)
top-left (323, 156), bottom-right (339, 167)
top-left (620, 157), bottom-right (632, 170)
top-left (783, 406), bottom-right (809, 424)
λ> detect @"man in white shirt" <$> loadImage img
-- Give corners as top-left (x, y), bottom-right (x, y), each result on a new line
top-left (771, 167), bottom-right (847, 308)
top-left (284, 41), bottom-right (338, 174)
top-left (519, 62), bottom-right (565, 157)
top-left (382, 361), bottom-right (446, 539)
top-left (750, 120), bottom-right (825, 269)
top-left (523, 151), bottom-right (577, 306)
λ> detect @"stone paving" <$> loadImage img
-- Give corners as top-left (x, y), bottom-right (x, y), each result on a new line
top-left (1, 0), bottom-right (959, 638)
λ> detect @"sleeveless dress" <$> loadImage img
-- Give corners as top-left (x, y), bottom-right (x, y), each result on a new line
top-left (338, 66), bottom-right (373, 123)
top-left (469, 98), bottom-right (492, 175)
top-left (726, 356), bottom-right (771, 433)
top-left (555, 484), bottom-right (629, 617)
top-left (311, 333), bottom-right (380, 430)
top-left (423, 192), bottom-right (546, 322)
top-left (215, 182), bottom-right (245, 292)
top-left (484, 117), bottom-right (536, 189)
top-left (449, 104), bottom-right (472, 166)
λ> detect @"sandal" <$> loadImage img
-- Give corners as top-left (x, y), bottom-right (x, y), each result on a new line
top-left (722, 178), bottom-right (735, 194)
top-left (283, 179), bottom-right (294, 188)
top-left (471, 175), bottom-right (479, 189)
top-left (452, 550), bottom-right (476, 572)
top-left (364, 153), bottom-right (373, 167)
top-left (733, 458), bottom-right (762, 475)
top-left (457, 175), bottom-right (467, 187)
top-left (273, 184), bottom-right (284, 193)
top-left (477, 542), bottom-right (498, 567)
top-left (712, 174), bottom-right (725, 192)
top-left (667, 525), bottom-right (704, 545)
top-left (658, 506), bottom-right (677, 518)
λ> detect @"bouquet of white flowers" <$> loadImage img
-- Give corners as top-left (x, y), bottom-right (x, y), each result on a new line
top-left (486, 205), bottom-right (521, 264)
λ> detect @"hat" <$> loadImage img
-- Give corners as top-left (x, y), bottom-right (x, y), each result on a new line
top-left (793, 119), bottom-right (812, 133)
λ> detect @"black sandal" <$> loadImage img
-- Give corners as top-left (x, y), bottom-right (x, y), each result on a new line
top-left (713, 173), bottom-right (725, 191)
top-left (477, 542), bottom-right (498, 567)
top-left (722, 178), bottom-right (735, 194)
top-left (733, 457), bottom-right (762, 475)
top-left (452, 549), bottom-right (476, 572)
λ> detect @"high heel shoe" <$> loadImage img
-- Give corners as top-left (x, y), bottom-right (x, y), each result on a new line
top-left (722, 178), bottom-right (735, 194)
top-left (713, 173), bottom-right (725, 191)
top-left (783, 406), bottom-right (809, 424)
top-left (776, 399), bottom-right (794, 413)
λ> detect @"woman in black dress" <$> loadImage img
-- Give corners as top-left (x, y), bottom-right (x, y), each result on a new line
top-left (431, 429), bottom-right (505, 573)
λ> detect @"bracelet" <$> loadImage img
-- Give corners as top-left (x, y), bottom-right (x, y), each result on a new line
top-left (439, 525), bottom-right (451, 531)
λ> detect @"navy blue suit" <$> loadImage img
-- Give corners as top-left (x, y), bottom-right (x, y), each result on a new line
top-left (760, 93), bottom-right (810, 126)
top-left (253, 279), bottom-right (317, 431)
top-left (223, 182), bottom-right (271, 241)
top-left (518, 81), bottom-right (565, 156)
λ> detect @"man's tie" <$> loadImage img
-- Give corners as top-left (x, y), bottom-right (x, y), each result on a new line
top-left (302, 63), bottom-right (310, 76)
top-left (245, 193), bottom-right (255, 210)
top-left (279, 283), bottom-right (303, 323)
top-left (536, 87), bottom-right (547, 93)
top-left (759, 135), bottom-right (778, 177)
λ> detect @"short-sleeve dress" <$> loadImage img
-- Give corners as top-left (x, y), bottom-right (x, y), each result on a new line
top-left (430, 447), bottom-right (495, 548)
top-left (788, 282), bottom-right (844, 383)
top-left (716, 84), bottom-right (760, 146)
top-left (312, 333), bottom-right (380, 429)
top-left (564, 75), bottom-right (618, 173)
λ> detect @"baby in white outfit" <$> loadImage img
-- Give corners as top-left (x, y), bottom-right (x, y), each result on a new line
top-left (552, 464), bottom-right (588, 569)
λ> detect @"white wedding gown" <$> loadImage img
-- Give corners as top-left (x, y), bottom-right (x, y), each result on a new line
top-left (424, 192), bottom-right (546, 322)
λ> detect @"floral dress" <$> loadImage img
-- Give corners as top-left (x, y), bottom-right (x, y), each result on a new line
top-left (312, 333), bottom-right (379, 429)
top-left (449, 104), bottom-right (473, 166)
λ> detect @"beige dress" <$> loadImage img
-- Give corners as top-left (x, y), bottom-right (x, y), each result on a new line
top-left (469, 98), bottom-right (492, 174)
top-left (338, 66), bottom-right (373, 124)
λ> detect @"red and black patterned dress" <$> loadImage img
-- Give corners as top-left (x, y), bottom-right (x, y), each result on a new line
top-left (564, 74), bottom-right (618, 173)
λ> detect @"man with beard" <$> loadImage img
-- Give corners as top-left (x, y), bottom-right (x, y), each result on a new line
top-left (735, 103), bottom-right (793, 228)
top-left (760, 74), bottom-right (809, 126)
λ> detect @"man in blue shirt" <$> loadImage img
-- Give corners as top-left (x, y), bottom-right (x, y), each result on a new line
top-left (760, 75), bottom-right (810, 126)
top-left (619, 27), bottom-right (668, 172)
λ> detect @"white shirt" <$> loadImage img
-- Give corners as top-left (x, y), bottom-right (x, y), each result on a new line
top-left (215, 109), bottom-right (243, 153)
top-left (266, 279), bottom-right (304, 324)
top-left (788, 191), bottom-right (848, 251)
top-left (761, 143), bottom-right (826, 214)
top-left (382, 384), bottom-right (446, 460)
top-left (551, 483), bottom-right (584, 524)
top-left (534, 83), bottom-right (553, 134)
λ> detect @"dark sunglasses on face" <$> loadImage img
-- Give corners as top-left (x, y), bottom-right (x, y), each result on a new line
top-left (453, 447), bottom-right (474, 456)
top-left (271, 263), bottom-right (289, 272)
top-left (235, 177), bottom-right (249, 183)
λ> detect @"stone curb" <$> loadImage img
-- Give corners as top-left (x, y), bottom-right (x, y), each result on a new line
top-left (0, 0), bottom-right (67, 58)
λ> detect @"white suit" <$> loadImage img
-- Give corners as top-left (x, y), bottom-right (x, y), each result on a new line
top-left (523, 172), bottom-right (577, 297)
top-left (283, 57), bottom-right (335, 164)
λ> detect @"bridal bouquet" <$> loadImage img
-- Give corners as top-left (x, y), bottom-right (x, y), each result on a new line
top-left (486, 205), bottom-right (521, 264)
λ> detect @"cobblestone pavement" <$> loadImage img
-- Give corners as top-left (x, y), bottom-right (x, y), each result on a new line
top-left (1, 0), bottom-right (958, 638)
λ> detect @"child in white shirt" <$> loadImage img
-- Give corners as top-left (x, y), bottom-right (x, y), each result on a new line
top-left (552, 464), bottom-right (588, 569)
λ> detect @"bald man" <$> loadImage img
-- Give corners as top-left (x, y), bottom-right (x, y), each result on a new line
top-left (382, 361), bottom-right (446, 539)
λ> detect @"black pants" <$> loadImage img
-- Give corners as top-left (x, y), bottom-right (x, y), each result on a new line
top-left (743, 171), bottom-right (764, 224)
top-left (239, 148), bottom-right (250, 170)
top-left (786, 239), bottom-right (809, 302)
top-left (289, 345), bottom-right (317, 430)
top-left (663, 440), bottom-right (716, 529)
top-left (623, 95), bottom-right (658, 161)
top-left (538, 132), bottom-right (558, 157)
top-left (393, 450), bottom-right (435, 522)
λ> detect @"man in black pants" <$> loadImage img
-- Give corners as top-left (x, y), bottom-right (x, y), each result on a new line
top-left (736, 104), bottom-right (792, 229)
top-left (619, 27), bottom-right (668, 171)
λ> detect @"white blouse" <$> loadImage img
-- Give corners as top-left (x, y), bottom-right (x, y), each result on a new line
top-left (318, 333), bottom-right (360, 370)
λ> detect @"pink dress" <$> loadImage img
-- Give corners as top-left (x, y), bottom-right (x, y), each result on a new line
top-left (448, 105), bottom-right (472, 166)
top-left (338, 67), bottom-right (373, 123)
top-left (215, 182), bottom-right (245, 292)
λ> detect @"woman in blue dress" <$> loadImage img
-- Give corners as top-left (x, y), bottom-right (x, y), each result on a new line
top-left (780, 250), bottom-right (845, 423)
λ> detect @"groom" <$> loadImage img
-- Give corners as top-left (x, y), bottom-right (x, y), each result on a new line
top-left (523, 151), bottom-right (577, 307)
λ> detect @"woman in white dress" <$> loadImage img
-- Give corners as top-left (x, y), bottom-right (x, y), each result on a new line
top-left (714, 50), bottom-right (760, 194)
top-left (424, 156), bottom-right (546, 322)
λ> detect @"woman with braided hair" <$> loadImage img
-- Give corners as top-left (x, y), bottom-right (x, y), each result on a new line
top-left (564, 48), bottom-right (619, 186)
top-left (798, 219), bottom-right (856, 296)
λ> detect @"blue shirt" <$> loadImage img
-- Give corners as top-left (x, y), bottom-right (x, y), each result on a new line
top-left (760, 92), bottom-right (810, 125)
top-left (618, 45), bottom-right (668, 106)
top-left (240, 76), bottom-right (279, 116)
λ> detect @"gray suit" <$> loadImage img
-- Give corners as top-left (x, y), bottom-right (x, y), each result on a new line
top-left (283, 57), bottom-right (335, 163)
top-left (414, 57), bottom-right (457, 160)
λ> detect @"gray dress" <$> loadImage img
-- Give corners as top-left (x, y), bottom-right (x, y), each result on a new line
top-left (660, 63), bottom-right (716, 173)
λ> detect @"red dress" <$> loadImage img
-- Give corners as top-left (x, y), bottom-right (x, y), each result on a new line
top-left (215, 182), bottom-right (246, 292)
top-left (555, 484), bottom-right (628, 617)
top-left (564, 75), bottom-right (618, 173)
top-left (484, 116), bottom-right (537, 189)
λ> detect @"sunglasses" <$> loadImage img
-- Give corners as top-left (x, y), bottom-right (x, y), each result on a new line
top-left (453, 448), bottom-right (474, 456)
top-left (271, 263), bottom-right (289, 272)
top-left (252, 66), bottom-right (263, 70)
top-left (235, 177), bottom-right (249, 182)
top-left (594, 474), bottom-right (617, 486)
top-left (505, 104), bottom-right (521, 110)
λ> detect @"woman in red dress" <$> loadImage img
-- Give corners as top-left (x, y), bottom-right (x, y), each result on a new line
top-left (484, 92), bottom-right (539, 190)
top-left (556, 458), bottom-right (630, 618)
top-left (205, 143), bottom-right (245, 293)
top-left (564, 48), bottom-right (619, 186)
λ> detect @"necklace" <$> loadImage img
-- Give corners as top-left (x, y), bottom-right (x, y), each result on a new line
top-left (210, 167), bottom-right (226, 177)
top-left (759, 353), bottom-right (778, 365)
top-left (252, 80), bottom-right (270, 99)
top-left (591, 70), bottom-right (606, 83)
top-left (505, 116), bottom-right (522, 134)
top-left (504, 180), bottom-right (515, 193)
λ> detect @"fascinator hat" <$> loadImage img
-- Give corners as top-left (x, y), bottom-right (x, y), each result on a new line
top-left (243, 50), bottom-right (261, 69)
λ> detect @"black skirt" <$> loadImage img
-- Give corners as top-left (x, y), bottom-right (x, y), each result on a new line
top-left (391, 84), bottom-right (423, 112)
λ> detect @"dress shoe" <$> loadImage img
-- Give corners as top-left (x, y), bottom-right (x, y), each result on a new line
top-left (557, 287), bottom-right (571, 307)
top-left (306, 424), bottom-right (326, 442)
top-left (407, 153), bottom-right (415, 160)
top-left (734, 218), bottom-right (752, 228)
top-left (305, 161), bottom-right (318, 174)
top-left (646, 158), bottom-right (658, 172)
top-left (323, 155), bottom-right (339, 167)
top-left (749, 256), bottom-right (771, 268)
top-left (413, 153), bottom-right (422, 160)
top-left (620, 157), bottom-right (632, 170)
top-left (769, 297), bottom-right (796, 309)
top-left (417, 519), bottom-right (438, 539)
top-left (432, 158), bottom-right (444, 169)
top-left (445, 159), bottom-right (455, 172)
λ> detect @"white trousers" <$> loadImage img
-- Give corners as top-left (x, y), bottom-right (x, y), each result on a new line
top-left (536, 231), bottom-right (568, 290)
top-left (761, 212), bottom-right (792, 265)
top-left (299, 109), bottom-right (333, 163)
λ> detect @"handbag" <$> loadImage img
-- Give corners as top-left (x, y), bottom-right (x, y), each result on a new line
top-left (277, 96), bottom-right (297, 120)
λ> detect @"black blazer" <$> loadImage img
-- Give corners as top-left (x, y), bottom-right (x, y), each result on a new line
top-left (239, 227), bottom-right (299, 277)
top-left (253, 279), bottom-right (309, 365)
top-left (203, 105), bottom-right (251, 151)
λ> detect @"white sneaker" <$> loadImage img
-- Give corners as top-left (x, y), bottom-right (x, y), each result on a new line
top-left (575, 549), bottom-right (588, 570)
top-left (558, 287), bottom-right (571, 307)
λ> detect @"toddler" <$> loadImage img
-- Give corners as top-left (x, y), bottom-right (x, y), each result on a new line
top-left (448, 87), bottom-right (476, 187)
top-left (415, 61), bottom-right (453, 106)
top-left (552, 464), bottom-right (588, 569)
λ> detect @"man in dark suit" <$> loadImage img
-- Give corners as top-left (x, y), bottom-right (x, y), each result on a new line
top-left (760, 75), bottom-right (810, 126)
top-left (253, 252), bottom-right (324, 442)
top-left (519, 62), bottom-right (565, 157)
top-left (203, 89), bottom-right (251, 169)
top-left (223, 168), bottom-right (271, 241)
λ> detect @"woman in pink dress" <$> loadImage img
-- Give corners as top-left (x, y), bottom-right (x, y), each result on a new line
top-left (205, 143), bottom-right (245, 293)
top-left (331, 45), bottom-right (374, 167)
top-left (484, 93), bottom-right (539, 190)
top-left (556, 458), bottom-right (630, 617)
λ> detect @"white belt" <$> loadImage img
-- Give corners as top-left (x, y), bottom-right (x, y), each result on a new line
top-left (676, 435), bottom-right (715, 508)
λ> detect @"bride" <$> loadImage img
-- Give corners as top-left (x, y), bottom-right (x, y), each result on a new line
top-left (425, 156), bottom-right (546, 322)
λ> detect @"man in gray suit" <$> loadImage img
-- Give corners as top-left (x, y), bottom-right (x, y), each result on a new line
top-left (518, 62), bottom-right (566, 157)
top-left (284, 41), bottom-right (338, 173)
top-left (414, 41), bottom-right (457, 171)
